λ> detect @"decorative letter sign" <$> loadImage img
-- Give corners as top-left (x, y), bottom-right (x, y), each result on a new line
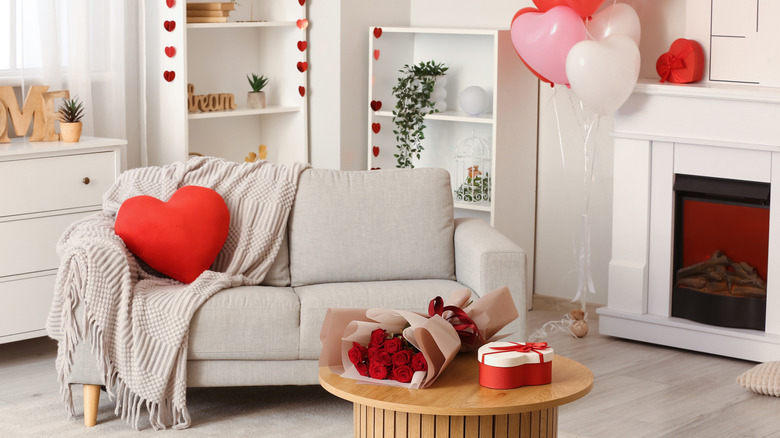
top-left (0, 85), bottom-right (69, 143)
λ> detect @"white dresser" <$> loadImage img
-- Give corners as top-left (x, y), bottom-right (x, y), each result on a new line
top-left (0, 137), bottom-right (125, 344)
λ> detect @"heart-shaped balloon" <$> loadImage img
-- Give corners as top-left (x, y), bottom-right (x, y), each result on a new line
top-left (533, 0), bottom-right (604, 19)
top-left (587, 3), bottom-right (641, 45)
top-left (565, 35), bottom-right (640, 115)
top-left (510, 6), bottom-right (587, 85)
top-left (115, 186), bottom-right (230, 284)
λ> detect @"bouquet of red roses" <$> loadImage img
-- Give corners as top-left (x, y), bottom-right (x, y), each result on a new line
top-left (348, 328), bottom-right (428, 384)
top-left (319, 286), bottom-right (518, 389)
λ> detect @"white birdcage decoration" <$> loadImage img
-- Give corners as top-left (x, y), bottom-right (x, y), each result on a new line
top-left (453, 133), bottom-right (491, 204)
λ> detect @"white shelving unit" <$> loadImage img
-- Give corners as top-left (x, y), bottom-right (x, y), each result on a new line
top-left (145, 1), bottom-right (308, 166)
top-left (367, 27), bottom-right (539, 307)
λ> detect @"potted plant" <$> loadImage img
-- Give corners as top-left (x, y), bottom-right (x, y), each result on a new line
top-left (58, 96), bottom-right (85, 143)
top-left (391, 60), bottom-right (448, 168)
top-left (246, 73), bottom-right (268, 109)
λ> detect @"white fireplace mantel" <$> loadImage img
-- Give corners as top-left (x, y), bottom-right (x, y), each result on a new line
top-left (597, 79), bottom-right (780, 362)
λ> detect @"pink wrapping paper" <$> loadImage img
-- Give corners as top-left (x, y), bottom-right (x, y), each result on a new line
top-left (319, 286), bottom-right (519, 388)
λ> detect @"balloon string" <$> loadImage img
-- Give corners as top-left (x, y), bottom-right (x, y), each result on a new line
top-left (551, 86), bottom-right (566, 172)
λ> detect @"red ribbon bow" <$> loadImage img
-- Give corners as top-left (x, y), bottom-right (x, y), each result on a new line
top-left (428, 296), bottom-right (480, 345)
top-left (658, 45), bottom-right (692, 83)
top-left (481, 342), bottom-right (549, 364)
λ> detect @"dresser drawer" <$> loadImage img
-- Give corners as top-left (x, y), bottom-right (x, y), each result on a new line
top-left (0, 274), bottom-right (55, 340)
top-left (0, 151), bottom-right (116, 217)
top-left (0, 210), bottom-right (96, 277)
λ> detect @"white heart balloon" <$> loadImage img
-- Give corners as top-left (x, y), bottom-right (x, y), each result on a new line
top-left (587, 3), bottom-right (641, 46)
top-left (565, 35), bottom-right (640, 116)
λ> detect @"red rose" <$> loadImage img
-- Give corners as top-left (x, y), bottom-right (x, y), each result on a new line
top-left (369, 329), bottom-right (386, 347)
top-left (369, 361), bottom-right (388, 379)
top-left (411, 352), bottom-right (428, 372)
top-left (378, 350), bottom-right (392, 366)
top-left (391, 349), bottom-right (412, 367)
top-left (384, 337), bottom-right (402, 354)
top-left (392, 365), bottom-right (413, 383)
top-left (355, 362), bottom-right (369, 377)
top-left (367, 347), bottom-right (380, 363)
top-left (348, 342), bottom-right (367, 365)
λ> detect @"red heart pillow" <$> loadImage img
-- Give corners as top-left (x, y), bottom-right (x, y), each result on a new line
top-left (115, 186), bottom-right (230, 284)
top-left (656, 38), bottom-right (704, 84)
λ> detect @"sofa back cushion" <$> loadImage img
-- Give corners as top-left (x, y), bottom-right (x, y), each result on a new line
top-left (288, 168), bottom-right (455, 287)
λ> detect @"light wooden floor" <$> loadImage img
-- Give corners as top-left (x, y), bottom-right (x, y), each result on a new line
top-left (2, 309), bottom-right (780, 437)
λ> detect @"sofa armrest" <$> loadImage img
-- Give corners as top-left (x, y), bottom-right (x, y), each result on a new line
top-left (454, 217), bottom-right (526, 339)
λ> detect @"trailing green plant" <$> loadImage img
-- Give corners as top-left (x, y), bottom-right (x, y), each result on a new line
top-left (58, 97), bottom-right (85, 123)
top-left (454, 170), bottom-right (492, 203)
top-left (247, 73), bottom-right (269, 92)
top-left (391, 60), bottom-right (448, 168)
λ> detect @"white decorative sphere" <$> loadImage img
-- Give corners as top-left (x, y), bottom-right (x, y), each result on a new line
top-left (459, 86), bottom-right (488, 116)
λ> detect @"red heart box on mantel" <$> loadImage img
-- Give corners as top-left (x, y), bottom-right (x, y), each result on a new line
top-left (656, 38), bottom-right (704, 84)
top-left (115, 186), bottom-right (230, 284)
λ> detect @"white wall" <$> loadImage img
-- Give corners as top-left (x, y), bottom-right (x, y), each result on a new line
top-left (310, 0), bottom-right (688, 306)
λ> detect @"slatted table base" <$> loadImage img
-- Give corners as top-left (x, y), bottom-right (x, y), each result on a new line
top-left (354, 404), bottom-right (558, 438)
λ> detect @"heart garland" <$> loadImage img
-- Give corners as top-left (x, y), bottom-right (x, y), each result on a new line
top-left (299, 86), bottom-right (306, 97)
top-left (371, 123), bottom-right (381, 134)
top-left (164, 46), bottom-right (176, 58)
top-left (373, 27), bottom-right (383, 38)
top-left (373, 50), bottom-right (380, 61)
top-left (166, 0), bottom-right (175, 8)
top-left (163, 71), bottom-right (175, 82)
top-left (373, 146), bottom-right (380, 157)
top-left (164, 20), bottom-right (175, 32)
top-left (296, 19), bottom-right (309, 30)
top-left (297, 41), bottom-right (307, 52)
top-left (370, 100), bottom-right (382, 111)
top-left (297, 62), bottom-right (308, 72)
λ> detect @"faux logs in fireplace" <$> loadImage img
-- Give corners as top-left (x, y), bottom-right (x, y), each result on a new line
top-left (671, 175), bottom-right (769, 330)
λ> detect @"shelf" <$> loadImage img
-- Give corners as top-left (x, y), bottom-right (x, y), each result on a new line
top-left (454, 201), bottom-right (492, 212)
top-left (373, 110), bottom-right (494, 124)
top-left (187, 21), bottom-right (297, 29)
top-left (188, 106), bottom-right (301, 120)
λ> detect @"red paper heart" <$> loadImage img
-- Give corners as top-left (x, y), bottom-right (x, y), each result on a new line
top-left (299, 0), bottom-right (305, 5)
top-left (297, 41), bottom-right (307, 52)
top-left (115, 186), bottom-right (230, 284)
top-left (373, 27), bottom-right (383, 38)
top-left (166, 0), bottom-right (175, 8)
top-left (371, 167), bottom-right (381, 170)
top-left (296, 19), bottom-right (309, 30)
top-left (165, 46), bottom-right (176, 58)
top-left (163, 70), bottom-right (175, 82)
top-left (371, 123), bottom-right (381, 134)
top-left (297, 61), bottom-right (308, 72)
top-left (372, 146), bottom-right (379, 157)
top-left (299, 86), bottom-right (306, 96)
top-left (656, 38), bottom-right (704, 84)
top-left (164, 20), bottom-right (176, 32)
top-left (373, 50), bottom-right (380, 61)
top-left (370, 100), bottom-right (382, 111)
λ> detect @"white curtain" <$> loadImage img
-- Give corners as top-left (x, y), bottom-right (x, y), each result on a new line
top-left (16, 0), bottom-right (144, 168)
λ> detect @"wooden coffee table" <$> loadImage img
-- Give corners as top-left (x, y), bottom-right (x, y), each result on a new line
top-left (319, 353), bottom-right (593, 438)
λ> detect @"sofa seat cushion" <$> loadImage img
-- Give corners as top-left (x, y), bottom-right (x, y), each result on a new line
top-left (189, 286), bottom-right (300, 360)
top-left (295, 279), bottom-right (472, 359)
top-left (288, 168), bottom-right (456, 287)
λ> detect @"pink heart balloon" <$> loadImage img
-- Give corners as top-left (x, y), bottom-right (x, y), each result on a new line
top-left (510, 6), bottom-right (587, 85)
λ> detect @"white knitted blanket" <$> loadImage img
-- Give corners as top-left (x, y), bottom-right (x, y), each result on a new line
top-left (46, 157), bottom-right (308, 430)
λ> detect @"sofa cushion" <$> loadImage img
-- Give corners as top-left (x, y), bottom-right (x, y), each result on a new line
top-left (189, 286), bottom-right (300, 360)
top-left (295, 279), bottom-right (472, 359)
top-left (288, 168), bottom-right (456, 287)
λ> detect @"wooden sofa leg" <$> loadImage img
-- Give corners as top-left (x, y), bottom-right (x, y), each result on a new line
top-left (83, 384), bottom-right (100, 427)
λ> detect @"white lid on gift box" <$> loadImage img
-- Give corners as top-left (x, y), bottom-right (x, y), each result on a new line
top-left (478, 341), bottom-right (554, 367)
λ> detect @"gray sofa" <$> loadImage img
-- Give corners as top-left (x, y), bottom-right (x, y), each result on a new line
top-left (68, 167), bottom-right (526, 423)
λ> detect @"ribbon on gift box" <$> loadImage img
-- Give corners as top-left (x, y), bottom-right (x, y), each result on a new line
top-left (428, 296), bottom-right (480, 346)
top-left (480, 342), bottom-right (549, 364)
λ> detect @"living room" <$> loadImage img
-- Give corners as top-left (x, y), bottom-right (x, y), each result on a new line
top-left (3, 0), bottom-right (780, 436)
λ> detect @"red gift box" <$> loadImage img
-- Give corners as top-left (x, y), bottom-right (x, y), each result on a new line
top-left (477, 341), bottom-right (553, 389)
top-left (656, 38), bottom-right (704, 84)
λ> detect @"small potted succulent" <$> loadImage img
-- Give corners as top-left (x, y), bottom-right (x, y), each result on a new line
top-left (246, 73), bottom-right (269, 109)
top-left (58, 96), bottom-right (85, 143)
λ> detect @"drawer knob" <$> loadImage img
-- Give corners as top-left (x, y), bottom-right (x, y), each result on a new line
top-left (82, 177), bottom-right (90, 185)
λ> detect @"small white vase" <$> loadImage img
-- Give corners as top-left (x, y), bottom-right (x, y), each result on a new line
top-left (247, 91), bottom-right (266, 109)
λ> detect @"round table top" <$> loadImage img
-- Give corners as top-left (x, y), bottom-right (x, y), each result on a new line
top-left (319, 353), bottom-right (593, 417)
